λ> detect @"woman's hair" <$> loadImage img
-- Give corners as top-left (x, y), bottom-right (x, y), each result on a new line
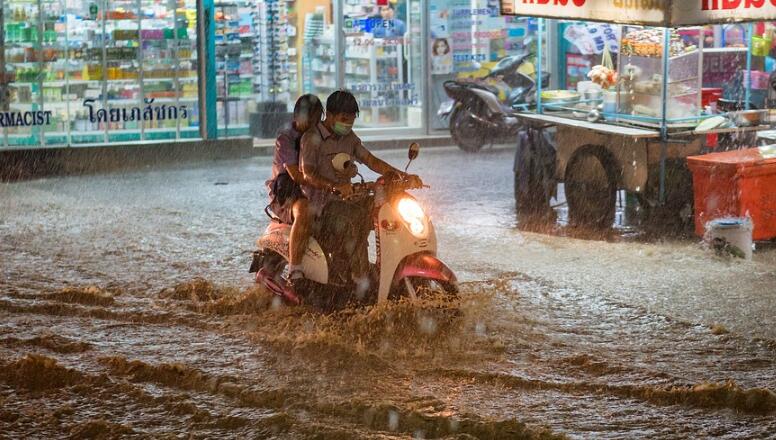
top-left (433, 38), bottom-right (450, 55)
top-left (293, 94), bottom-right (323, 120)
top-left (326, 90), bottom-right (360, 116)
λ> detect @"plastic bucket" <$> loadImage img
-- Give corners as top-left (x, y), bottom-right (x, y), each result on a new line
top-left (705, 217), bottom-right (753, 260)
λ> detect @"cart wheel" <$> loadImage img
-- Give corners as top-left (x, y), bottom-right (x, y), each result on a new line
top-left (450, 107), bottom-right (486, 153)
top-left (564, 146), bottom-right (618, 231)
top-left (514, 129), bottom-right (557, 226)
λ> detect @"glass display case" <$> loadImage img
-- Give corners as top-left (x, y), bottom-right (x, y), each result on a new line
top-left (617, 26), bottom-right (703, 127)
top-left (302, 8), bottom-right (336, 102)
top-left (1, 0), bottom-right (199, 148)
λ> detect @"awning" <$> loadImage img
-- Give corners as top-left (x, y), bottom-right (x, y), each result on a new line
top-left (500, 1), bottom-right (776, 27)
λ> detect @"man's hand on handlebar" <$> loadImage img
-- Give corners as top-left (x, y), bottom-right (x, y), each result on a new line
top-left (334, 163), bottom-right (358, 180)
top-left (333, 183), bottom-right (354, 199)
top-left (403, 173), bottom-right (424, 189)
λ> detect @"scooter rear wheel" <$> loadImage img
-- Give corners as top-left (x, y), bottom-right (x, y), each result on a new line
top-left (450, 107), bottom-right (486, 153)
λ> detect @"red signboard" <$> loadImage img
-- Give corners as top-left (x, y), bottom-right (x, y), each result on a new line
top-left (500, 0), bottom-right (776, 26)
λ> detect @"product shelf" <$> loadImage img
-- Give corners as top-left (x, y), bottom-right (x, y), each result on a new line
top-left (1, 0), bottom-right (200, 146)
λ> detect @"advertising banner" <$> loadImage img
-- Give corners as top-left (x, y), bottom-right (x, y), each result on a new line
top-left (500, 1), bottom-right (776, 27)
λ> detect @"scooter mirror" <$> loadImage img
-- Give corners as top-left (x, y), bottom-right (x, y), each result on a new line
top-left (408, 143), bottom-right (420, 161)
top-left (332, 152), bottom-right (352, 172)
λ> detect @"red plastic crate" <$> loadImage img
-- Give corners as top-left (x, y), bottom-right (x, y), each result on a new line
top-left (687, 148), bottom-right (776, 240)
top-left (701, 88), bottom-right (723, 108)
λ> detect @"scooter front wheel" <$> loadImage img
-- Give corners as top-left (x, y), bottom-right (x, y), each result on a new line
top-left (392, 277), bottom-right (458, 301)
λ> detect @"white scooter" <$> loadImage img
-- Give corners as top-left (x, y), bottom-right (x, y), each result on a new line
top-left (249, 143), bottom-right (457, 309)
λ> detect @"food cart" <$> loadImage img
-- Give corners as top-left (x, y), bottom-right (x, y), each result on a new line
top-left (502, 1), bottom-right (776, 231)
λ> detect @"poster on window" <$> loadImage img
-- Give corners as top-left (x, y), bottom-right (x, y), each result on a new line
top-left (563, 23), bottom-right (620, 56)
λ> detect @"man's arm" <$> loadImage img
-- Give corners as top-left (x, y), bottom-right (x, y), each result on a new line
top-left (356, 144), bottom-right (404, 176)
top-left (300, 164), bottom-right (334, 191)
top-left (360, 149), bottom-right (402, 176)
top-left (302, 164), bottom-right (353, 198)
top-left (355, 143), bottom-right (422, 188)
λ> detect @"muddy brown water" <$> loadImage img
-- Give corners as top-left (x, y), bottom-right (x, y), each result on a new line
top-left (2, 148), bottom-right (776, 439)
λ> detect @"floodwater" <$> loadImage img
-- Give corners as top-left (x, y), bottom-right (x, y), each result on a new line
top-left (1, 147), bottom-right (775, 439)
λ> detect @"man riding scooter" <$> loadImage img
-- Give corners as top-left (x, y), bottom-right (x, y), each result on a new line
top-left (296, 90), bottom-right (422, 301)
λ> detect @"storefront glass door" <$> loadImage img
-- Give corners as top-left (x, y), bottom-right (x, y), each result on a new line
top-left (340, 0), bottom-right (423, 130)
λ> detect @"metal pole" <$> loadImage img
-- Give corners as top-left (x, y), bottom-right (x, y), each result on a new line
top-left (0, 0), bottom-right (7, 148)
top-left (334, 0), bottom-right (344, 89)
top-left (101, 0), bottom-right (108, 144)
top-left (197, 0), bottom-right (216, 139)
top-left (421, 0), bottom-right (430, 135)
top-left (746, 22), bottom-right (753, 111)
top-left (37, 0), bottom-right (43, 147)
top-left (138, 0), bottom-right (144, 141)
top-left (658, 27), bottom-right (670, 204)
top-left (537, 18), bottom-right (544, 114)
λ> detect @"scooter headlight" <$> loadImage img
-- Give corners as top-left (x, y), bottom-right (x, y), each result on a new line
top-left (397, 197), bottom-right (426, 238)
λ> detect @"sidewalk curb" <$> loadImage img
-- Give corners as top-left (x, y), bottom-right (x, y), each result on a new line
top-left (251, 134), bottom-right (454, 155)
top-left (1, 134), bottom-right (454, 181)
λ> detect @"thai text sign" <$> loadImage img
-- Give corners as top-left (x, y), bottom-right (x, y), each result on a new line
top-left (500, 0), bottom-right (776, 27)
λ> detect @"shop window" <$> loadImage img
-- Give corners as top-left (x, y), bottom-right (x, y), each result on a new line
top-left (0, 0), bottom-right (200, 149)
top-left (428, 0), bottom-right (543, 130)
top-left (216, 0), bottom-right (304, 139)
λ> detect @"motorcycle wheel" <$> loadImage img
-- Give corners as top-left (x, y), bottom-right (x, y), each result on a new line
top-left (450, 107), bottom-right (486, 153)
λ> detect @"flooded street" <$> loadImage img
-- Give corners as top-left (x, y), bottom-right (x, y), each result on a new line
top-left (2, 146), bottom-right (775, 439)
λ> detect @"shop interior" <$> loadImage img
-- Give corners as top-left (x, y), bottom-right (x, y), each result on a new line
top-left (1, 0), bottom-right (200, 147)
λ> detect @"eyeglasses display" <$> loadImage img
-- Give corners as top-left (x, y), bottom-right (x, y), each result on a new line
top-left (255, 0), bottom-right (293, 101)
top-left (216, 0), bottom-right (297, 137)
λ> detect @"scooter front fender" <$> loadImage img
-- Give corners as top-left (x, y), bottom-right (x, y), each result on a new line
top-left (392, 253), bottom-right (457, 290)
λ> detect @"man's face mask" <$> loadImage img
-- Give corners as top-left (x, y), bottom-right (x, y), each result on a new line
top-left (333, 122), bottom-right (353, 136)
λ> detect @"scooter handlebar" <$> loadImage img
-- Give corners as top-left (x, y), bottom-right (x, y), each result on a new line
top-left (333, 175), bottom-right (426, 200)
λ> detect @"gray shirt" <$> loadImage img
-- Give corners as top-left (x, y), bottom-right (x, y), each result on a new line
top-left (300, 122), bottom-right (370, 211)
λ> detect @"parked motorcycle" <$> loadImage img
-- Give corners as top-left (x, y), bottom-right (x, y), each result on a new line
top-left (438, 53), bottom-right (550, 152)
top-left (249, 143), bottom-right (458, 310)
